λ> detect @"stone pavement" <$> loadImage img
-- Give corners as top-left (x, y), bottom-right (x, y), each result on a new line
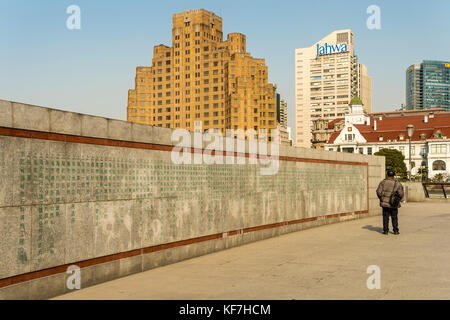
top-left (54, 202), bottom-right (450, 300)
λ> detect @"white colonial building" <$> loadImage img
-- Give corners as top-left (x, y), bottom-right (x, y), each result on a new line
top-left (325, 101), bottom-right (450, 178)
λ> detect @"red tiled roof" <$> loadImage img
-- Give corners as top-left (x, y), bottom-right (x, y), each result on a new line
top-left (370, 108), bottom-right (447, 116)
top-left (328, 131), bottom-right (340, 144)
top-left (328, 113), bottom-right (450, 144)
top-left (327, 118), bottom-right (344, 129)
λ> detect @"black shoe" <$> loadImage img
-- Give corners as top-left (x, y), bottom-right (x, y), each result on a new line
top-left (394, 231), bottom-right (400, 235)
top-left (382, 231), bottom-right (388, 235)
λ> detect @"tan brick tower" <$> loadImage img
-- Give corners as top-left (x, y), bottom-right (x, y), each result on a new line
top-left (127, 9), bottom-right (278, 141)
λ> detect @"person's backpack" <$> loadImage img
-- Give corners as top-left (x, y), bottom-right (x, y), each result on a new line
top-left (389, 181), bottom-right (402, 208)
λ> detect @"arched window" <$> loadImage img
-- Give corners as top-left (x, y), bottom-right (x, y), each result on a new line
top-left (411, 161), bottom-right (415, 169)
top-left (432, 160), bottom-right (446, 171)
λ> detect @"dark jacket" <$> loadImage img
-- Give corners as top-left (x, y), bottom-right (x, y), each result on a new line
top-left (376, 177), bottom-right (405, 208)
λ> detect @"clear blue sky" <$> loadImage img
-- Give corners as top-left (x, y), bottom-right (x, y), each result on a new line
top-left (1, 0), bottom-right (449, 134)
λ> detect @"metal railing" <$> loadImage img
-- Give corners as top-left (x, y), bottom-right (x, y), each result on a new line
top-left (422, 183), bottom-right (450, 199)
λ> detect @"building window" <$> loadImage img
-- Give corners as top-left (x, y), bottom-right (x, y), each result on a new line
top-left (432, 160), bottom-right (446, 171)
top-left (367, 147), bottom-right (372, 155)
top-left (431, 144), bottom-right (447, 154)
top-left (345, 134), bottom-right (355, 141)
top-left (420, 147), bottom-right (427, 155)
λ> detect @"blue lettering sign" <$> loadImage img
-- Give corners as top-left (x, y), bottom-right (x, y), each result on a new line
top-left (316, 43), bottom-right (348, 57)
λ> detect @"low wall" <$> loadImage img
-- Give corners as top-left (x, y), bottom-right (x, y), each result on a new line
top-left (403, 182), bottom-right (426, 202)
top-left (0, 99), bottom-right (385, 299)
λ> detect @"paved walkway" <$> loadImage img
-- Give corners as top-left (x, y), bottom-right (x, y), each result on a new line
top-left (55, 202), bottom-right (450, 300)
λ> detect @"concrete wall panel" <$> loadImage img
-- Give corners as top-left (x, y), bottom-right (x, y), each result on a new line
top-left (30, 203), bottom-right (66, 272)
top-left (0, 100), bottom-right (12, 128)
top-left (49, 110), bottom-right (82, 136)
top-left (12, 103), bottom-right (50, 132)
top-left (0, 137), bottom-right (15, 207)
top-left (0, 206), bottom-right (32, 279)
top-left (65, 201), bottom-right (95, 264)
top-left (81, 114), bottom-right (108, 139)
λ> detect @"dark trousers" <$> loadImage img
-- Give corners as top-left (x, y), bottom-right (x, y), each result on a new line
top-left (382, 207), bottom-right (399, 232)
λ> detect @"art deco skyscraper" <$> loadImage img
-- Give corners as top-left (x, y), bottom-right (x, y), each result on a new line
top-left (127, 9), bottom-right (278, 141)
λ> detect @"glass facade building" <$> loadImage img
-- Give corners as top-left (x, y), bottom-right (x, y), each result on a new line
top-left (406, 63), bottom-right (423, 109)
top-left (423, 60), bottom-right (450, 110)
top-left (406, 60), bottom-right (450, 110)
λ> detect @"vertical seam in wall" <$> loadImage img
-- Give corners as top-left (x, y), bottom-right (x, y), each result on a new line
top-left (140, 248), bottom-right (144, 273)
top-left (28, 148), bottom-right (33, 279)
top-left (10, 103), bottom-right (15, 129)
top-left (77, 113), bottom-right (82, 136)
top-left (11, 126), bottom-right (17, 273)
top-left (47, 108), bottom-right (50, 133)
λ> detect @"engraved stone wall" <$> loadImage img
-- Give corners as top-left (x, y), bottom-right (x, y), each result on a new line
top-left (0, 100), bottom-right (384, 298)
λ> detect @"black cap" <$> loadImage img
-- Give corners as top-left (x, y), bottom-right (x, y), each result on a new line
top-left (387, 169), bottom-right (395, 177)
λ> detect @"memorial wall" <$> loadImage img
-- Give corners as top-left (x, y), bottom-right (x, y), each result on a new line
top-left (0, 99), bottom-right (384, 299)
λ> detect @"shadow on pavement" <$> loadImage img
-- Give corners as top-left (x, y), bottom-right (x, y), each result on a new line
top-left (362, 225), bottom-right (384, 234)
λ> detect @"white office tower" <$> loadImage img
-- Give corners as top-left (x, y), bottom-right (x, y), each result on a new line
top-left (295, 29), bottom-right (370, 148)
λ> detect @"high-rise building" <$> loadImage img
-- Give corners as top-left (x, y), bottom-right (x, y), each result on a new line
top-left (127, 9), bottom-right (278, 141)
top-left (358, 63), bottom-right (372, 113)
top-left (276, 97), bottom-right (290, 145)
top-left (406, 60), bottom-right (450, 111)
top-left (406, 63), bottom-right (423, 110)
top-left (294, 29), bottom-right (371, 148)
top-left (278, 98), bottom-right (288, 129)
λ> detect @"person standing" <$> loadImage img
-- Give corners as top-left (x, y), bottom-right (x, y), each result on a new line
top-left (376, 169), bottom-right (405, 235)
